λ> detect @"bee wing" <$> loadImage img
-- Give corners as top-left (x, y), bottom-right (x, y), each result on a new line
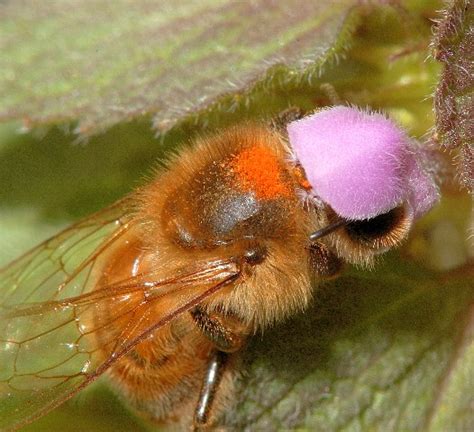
top-left (0, 199), bottom-right (133, 307)
top-left (0, 201), bottom-right (241, 431)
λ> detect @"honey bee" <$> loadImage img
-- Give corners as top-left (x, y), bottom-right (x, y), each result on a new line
top-left (0, 109), bottom-right (424, 431)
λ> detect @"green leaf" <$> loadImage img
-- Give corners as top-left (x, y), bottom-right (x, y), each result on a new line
top-left (428, 300), bottom-right (474, 432)
top-left (0, 0), bottom-right (359, 135)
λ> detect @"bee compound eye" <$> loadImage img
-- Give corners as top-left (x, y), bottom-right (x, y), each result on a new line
top-left (344, 204), bottom-right (413, 252)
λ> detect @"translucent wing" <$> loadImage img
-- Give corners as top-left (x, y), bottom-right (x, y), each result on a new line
top-left (0, 201), bottom-right (241, 431)
top-left (0, 199), bottom-right (133, 307)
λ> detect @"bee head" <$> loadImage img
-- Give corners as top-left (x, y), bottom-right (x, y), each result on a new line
top-left (316, 204), bottom-right (413, 266)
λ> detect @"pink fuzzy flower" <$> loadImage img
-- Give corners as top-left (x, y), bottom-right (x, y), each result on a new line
top-left (287, 106), bottom-right (439, 220)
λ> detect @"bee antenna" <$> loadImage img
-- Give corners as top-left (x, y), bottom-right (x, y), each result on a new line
top-left (309, 219), bottom-right (347, 241)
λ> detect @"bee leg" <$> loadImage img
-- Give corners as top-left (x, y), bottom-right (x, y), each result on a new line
top-left (270, 107), bottom-right (305, 133)
top-left (193, 350), bottom-right (228, 430)
top-left (320, 82), bottom-right (342, 105)
top-left (308, 242), bottom-right (343, 278)
top-left (191, 306), bottom-right (247, 353)
top-left (191, 308), bottom-right (248, 429)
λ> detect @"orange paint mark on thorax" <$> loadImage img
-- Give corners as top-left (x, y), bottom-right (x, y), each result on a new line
top-left (227, 146), bottom-right (291, 199)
